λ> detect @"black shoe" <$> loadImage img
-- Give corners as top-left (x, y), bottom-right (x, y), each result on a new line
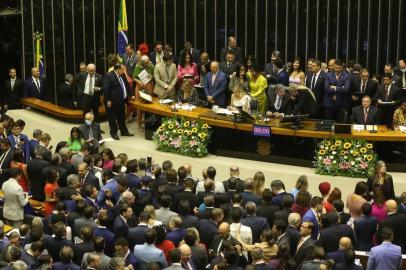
top-left (122, 132), bottom-right (134, 136)
top-left (112, 134), bottom-right (120, 140)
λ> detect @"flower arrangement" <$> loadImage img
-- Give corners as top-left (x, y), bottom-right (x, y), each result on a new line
top-left (153, 117), bottom-right (211, 158)
top-left (314, 138), bottom-right (378, 177)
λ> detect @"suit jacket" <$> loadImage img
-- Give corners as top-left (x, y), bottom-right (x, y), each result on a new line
top-left (219, 61), bottom-right (239, 78)
top-left (58, 82), bottom-right (74, 108)
top-left (179, 215), bottom-right (199, 229)
top-left (8, 133), bottom-right (30, 164)
top-left (94, 227), bottom-right (115, 257)
top-left (82, 171), bottom-right (100, 190)
top-left (75, 72), bottom-right (103, 101)
top-left (277, 70), bottom-right (290, 86)
top-left (210, 235), bottom-right (240, 256)
top-left (0, 148), bottom-right (14, 185)
top-left (172, 190), bottom-right (197, 213)
top-left (305, 71), bottom-right (326, 105)
top-left (20, 250), bottom-right (39, 270)
top-left (354, 215), bottom-right (377, 251)
top-left (374, 84), bottom-right (400, 104)
top-left (178, 48), bottom-right (201, 65)
top-left (24, 76), bottom-right (47, 100)
top-left (257, 202), bottom-right (280, 227)
top-left (302, 209), bottom-right (320, 240)
top-left (52, 262), bottom-right (81, 270)
top-left (294, 237), bottom-right (315, 265)
top-left (267, 93), bottom-right (290, 113)
top-left (204, 71), bottom-right (228, 106)
top-left (155, 207), bottom-right (177, 227)
top-left (318, 223), bottom-right (355, 253)
top-left (27, 157), bottom-right (51, 201)
top-left (2, 178), bottom-right (29, 221)
top-left (103, 71), bottom-right (131, 107)
top-left (128, 224), bottom-right (149, 248)
top-left (73, 241), bottom-right (95, 265)
top-left (367, 242), bottom-right (402, 270)
top-left (167, 228), bottom-right (186, 246)
top-left (73, 217), bottom-right (97, 236)
top-left (163, 263), bottom-right (185, 270)
top-left (351, 105), bottom-right (380, 125)
top-left (376, 213), bottom-right (406, 252)
top-left (323, 71), bottom-right (351, 109)
top-left (198, 219), bottom-right (218, 247)
top-left (223, 178), bottom-right (245, 193)
top-left (285, 89), bottom-right (318, 116)
top-left (335, 263), bottom-right (363, 270)
top-left (240, 191), bottom-right (262, 207)
top-left (153, 62), bottom-right (178, 99)
top-left (272, 192), bottom-right (292, 209)
top-left (220, 46), bottom-right (243, 64)
top-left (276, 233), bottom-right (290, 248)
top-left (44, 236), bottom-right (72, 262)
top-left (273, 209), bottom-right (291, 224)
top-left (350, 78), bottom-right (378, 105)
top-left (241, 215), bottom-right (270, 243)
top-left (28, 139), bottom-right (39, 159)
top-left (190, 245), bottom-right (208, 270)
top-left (78, 122), bottom-right (102, 143)
top-left (326, 249), bottom-right (346, 265)
top-left (286, 225), bottom-right (300, 256)
top-left (3, 78), bottom-right (23, 109)
top-left (113, 215), bottom-right (129, 239)
top-left (123, 53), bottom-right (138, 76)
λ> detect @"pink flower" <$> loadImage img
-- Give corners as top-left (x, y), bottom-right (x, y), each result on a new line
top-left (170, 138), bottom-right (181, 148)
top-left (323, 158), bottom-right (332, 165)
top-left (189, 140), bottom-right (198, 147)
top-left (339, 162), bottom-right (351, 169)
top-left (360, 161), bottom-right (368, 169)
top-left (159, 135), bottom-right (166, 141)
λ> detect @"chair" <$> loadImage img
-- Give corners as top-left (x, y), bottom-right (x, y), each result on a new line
top-left (336, 108), bottom-right (349, 124)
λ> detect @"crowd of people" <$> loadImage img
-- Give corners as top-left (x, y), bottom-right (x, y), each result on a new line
top-left (0, 107), bottom-right (403, 269)
top-left (3, 36), bottom-right (406, 139)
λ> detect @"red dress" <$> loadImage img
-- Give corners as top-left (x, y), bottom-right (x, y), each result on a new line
top-left (44, 182), bottom-right (59, 216)
top-left (155, 240), bottom-right (175, 261)
top-left (10, 161), bottom-right (29, 192)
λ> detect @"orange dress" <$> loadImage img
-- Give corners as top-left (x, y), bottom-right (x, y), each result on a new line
top-left (10, 161), bottom-right (29, 192)
top-left (44, 182), bottom-right (59, 216)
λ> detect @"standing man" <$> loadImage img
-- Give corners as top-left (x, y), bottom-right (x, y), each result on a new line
top-left (221, 36), bottom-right (243, 64)
top-left (76, 64), bottom-right (103, 121)
top-left (103, 63), bottom-right (135, 140)
top-left (204, 61), bottom-right (227, 107)
top-left (123, 44), bottom-right (137, 76)
top-left (2, 67), bottom-right (24, 111)
top-left (58, 74), bottom-right (75, 108)
top-left (375, 73), bottom-right (401, 128)
top-left (149, 41), bottom-right (164, 65)
top-left (154, 53), bottom-right (178, 100)
top-left (24, 67), bottom-right (46, 100)
top-left (2, 168), bottom-right (30, 227)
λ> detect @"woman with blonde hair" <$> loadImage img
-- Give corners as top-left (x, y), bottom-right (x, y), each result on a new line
top-left (143, 205), bottom-right (163, 228)
top-left (253, 171), bottom-right (265, 196)
top-left (236, 228), bottom-right (278, 261)
top-left (290, 175), bottom-right (309, 199)
top-left (176, 79), bottom-right (199, 106)
top-left (367, 160), bottom-right (395, 201)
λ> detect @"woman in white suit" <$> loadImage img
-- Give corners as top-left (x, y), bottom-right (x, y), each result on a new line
top-left (2, 168), bottom-right (30, 227)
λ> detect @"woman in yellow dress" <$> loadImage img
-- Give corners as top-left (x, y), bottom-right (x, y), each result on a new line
top-left (247, 63), bottom-right (268, 113)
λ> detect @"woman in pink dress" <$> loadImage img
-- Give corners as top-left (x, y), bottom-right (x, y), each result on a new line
top-left (102, 148), bottom-right (115, 169)
top-left (371, 187), bottom-right (388, 223)
top-left (177, 51), bottom-right (199, 86)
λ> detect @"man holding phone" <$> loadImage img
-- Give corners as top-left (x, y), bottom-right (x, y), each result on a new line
top-left (8, 123), bottom-right (30, 163)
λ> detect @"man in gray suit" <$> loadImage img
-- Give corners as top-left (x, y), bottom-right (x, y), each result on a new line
top-left (164, 249), bottom-right (185, 270)
top-left (73, 205), bottom-right (98, 236)
top-left (123, 44), bottom-right (138, 76)
top-left (154, 53), bottom-right (178, 100)
top-left (79, 113), bottom-right (102, 153)
top-left (2, 168), bottom-right (30, 227)
top-left (82, 236), bottom-right (111, 270)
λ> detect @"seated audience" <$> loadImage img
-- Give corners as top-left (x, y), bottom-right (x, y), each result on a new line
top-left (229, 84), bottom-right (251, 113)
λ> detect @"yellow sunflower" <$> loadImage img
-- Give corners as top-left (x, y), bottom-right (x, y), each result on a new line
top-left (198, 133), bottom-right (207, 139)
top-left (330, 145), bottom-right (336, 151)
top-left (335, 141), bottom-right (342, 146)
top-left (183, 121), bottom-right (190, 127)
top-left (366, 155), bottom-right (373, 161)
top-left (353, 151), bottom-right (359, 157)
top-left (319, 150), bottom-right (326, 155)
top-left (202, 123), bottom-right (209, 129)
top-left (188, 131), bottom-right (193, 136)
top-left (168, 124), bottom-right (174, 129)
top-left (343, 142), bottom-right (352, 149)
top-left (191, 127), bottom-right (197, 133)
top-left (360, 148), bottom-right (367, 153)
top-left (177, 129), bottom-right (184, 134)
top-left (367, 143), bottom-right (373, 149)
top-left (158, 126), bottom-right (164, 132)
top-left (325, 141), bottom-right (331, 146)
top-left (340, 150), bottom-right (345, 155)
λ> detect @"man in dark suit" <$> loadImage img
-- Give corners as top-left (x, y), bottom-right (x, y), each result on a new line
top-left (273, 195), bottom-right (293, 224)
top-left (273, 58), bottom-right (289, 86)
top-left (220, 36), bottom-right (243, 64)
top-left (2, 67), bottom-right (23, 110)
top-left (240, 179), bottom-right (262, 207)
top-left (271, 180), bottom-right (292, 209)
top-left (75, 64), bottom-right (103, 121)
top-left (172, 178), bottom-right (197, 212)
top-left (94, 211), bottom-right (115, 257)
top-left (103, 63), bottom-right (135, 140)
top-left (219, 51), bottom-right (239, 79)
top-left (197, 208), bottom-right (223, 247)
top-left (256, 189), bottom-right (279, 227)
top-left (376, 199), bottom-right (406, 253)
top-left (21, 240), bottom-right (43, 270)
top-left (183, 230), bottom-right (208, 270)
top-left (286, 213), bottom-right (301, 256)
top-left (178, 41), bottom-right (201, 64)
top-left (52, 246), bottom-right (80, 270)
top-left (326, 237), bottom-right (353, 265)
top-left (72, 226), bottom-right (95, 265)
top-left (8, 123), bottom-right (30, 164)
top-left (351, 95), bottom-right (380, 124)
top-left (209, 222), bottom-right (240, 257)
top-left (24, 67), bottom-right (46, 100)
top-left (223, 166), bottom-right (245, 193)
top-left (241, 202), bottom-right (269, 243)
top-left (44, 222), bottom-right (72, 262)
top-left (273, 219), bottom-right (290, 249)
top-left (204, 61), bottom-right (228, 107)
top-left (285, 86), bottom-right (319, 117)
top-left (78, 113), bottom-right (102, 153)
top-left (149, 41), bottom-right (164, 65)
top-left (266, 84), bottom-right (290, 116)
top-left (58, 74), bottom-right (75, 108)
top-left (294, 221), bottom-right (316, 266)
top-left (77, 162), bottom-right (100, 190)
top-left (384, 63), bottom-right (403, 89)
top-left (318, 212), bottom-right (355, 253)
top-left (333, 200), bottom-right (351, 225)
top-left (394, 59), bottom-right (406, 93)
top-left (73, 206), bottom-right (97, 236)
top-left (305, 60), bottom-right (326, 117)
top-left (349, 68), bottom-right (378, 107)
top-left (115, 237), bottom-right (139, 268)
top-left (123, 44), bottom-right (138, 76)
top-left (323, 60), bottom-right (351, 120)
top-left (27, 145), bottom-right (51, 201)
top-left (264, 51), bottom-right (281, 84)
top-left (128, 211), bottom-right (150, 248)
top-left (113, 203), bottom-right (132, 239)
top-left (375, 73), bottom-right (401, 128)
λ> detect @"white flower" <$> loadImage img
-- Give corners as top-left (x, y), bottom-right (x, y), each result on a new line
top-left (344, 156), bottom-right (348, 159)
top-left (319, 157), bottom-right (322, 160)
top-left (351, 162), bottom-right (355, 165)
top-left (332, 151), bottom-right (336, 155)
top-left (350, 150), bottom-right (353, 153)
top-left (333, 161), bottom-right (337, 164)
top-left (330, 156), bottom-right (333, 159)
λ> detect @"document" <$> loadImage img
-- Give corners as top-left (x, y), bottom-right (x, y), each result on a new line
top-left (138, 69), bottom-right (152, 84)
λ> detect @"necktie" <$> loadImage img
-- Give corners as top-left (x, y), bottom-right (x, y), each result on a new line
top-left (227, 62), bottom-right (230, 68)
top-left (0, 152), bottom-right (7, 167)
top-left (275, 96), bottom-right (282, 110)
top-left (118, 76), bottom-right (127, 100)
top-left (385, 86), bottom-right (389, 101)
top-left (364, 109), bottom-right (368, 123)
top-left (89, 76), bottom-right (94, 96)
top-left (361, 81), bottom-right (366, 93)
top-left (88, 126), bottom-right (93, 139)
top-left (11, 79), bottom-right (15, 90)
top-left (212, 73), bottom-right (216, 85)
top-left (165, 66), bottom-right (170, 83)
top-left (297, 237), bottom-right (305, 251)
top-left (36, 79), bottom-right (40, 91)
top-left (311, 74), bottom-right (316, 90)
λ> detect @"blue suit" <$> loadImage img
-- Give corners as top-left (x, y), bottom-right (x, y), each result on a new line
top-left (29, 139), bottom-right (39, 159)
top-left (52, 262), bottom-right (81, 270)
top-left (323, 71), bottom-right (351, 119)
top-left (96, 178), bottom-right (119, 207)
top-left (8, 133), bottom-right (30, 163)
top-left (367, 242), bottom-right (402, 270)
top-left (272, 192), bottom-right (293, 209)
top-left (24, 77), bottom-right (47, 100)
top-left (125, 251), bottom-right (139, 268)
top-left (166, 228), bottom-right (186, 246)
top-left (204, 71), bottom-right (228, 106)
top-left (125, 173), bottom-right (141, 189)
top-left (302, 209), bottom-right (320, 240)
top-left (94, 226), bottom-right (116, 257)
top-left (354, 215), bottom-right (377, 251)
top-left (277, 69), bottom-right (289, 86)
top-left (241, 215), bottom-right (270, 243)
top-left (197, 219), bottom-right (218, 247)
top-left (113, 215), bottom-right (129, 238)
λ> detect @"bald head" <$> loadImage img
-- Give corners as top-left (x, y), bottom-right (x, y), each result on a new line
top-left (31, 67), bottom-right (40, 78)
top-left (339, 237), bottom-right (352, 250)
top-left (179, 244), bottom-right (191, 262)
top-left (210, 61), bottom-right (219, 73)
top-left (386, 200), bottom-right (397, 213)
top-left (218, 222), bottom-right (230, 239)
top-left (87, 64), bottom-right (96, 76)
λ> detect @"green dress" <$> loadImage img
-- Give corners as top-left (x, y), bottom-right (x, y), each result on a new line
top-left (247, 72), bottom-right (268, 113)
top-left (66, 138), bottom-right (84, 153)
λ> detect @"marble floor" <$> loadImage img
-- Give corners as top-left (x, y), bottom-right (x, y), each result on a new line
top-left (7, 108), bottom-right (406, 199)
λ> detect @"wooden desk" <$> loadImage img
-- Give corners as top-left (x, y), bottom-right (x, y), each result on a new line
top-left (20, 98), bottom-right (106, 121)
top-left (130, 98), bottom-right (406, 142)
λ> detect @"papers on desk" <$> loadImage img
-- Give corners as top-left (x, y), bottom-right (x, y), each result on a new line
top-left (175, 103), bottom-right (196, 111)
top-left (159, 99), bottom-right (174, 104)
top-left (138, 69), bottom-right (152, 84)
top-left (139, 91), bottom-right (153, 102)
top-left (352, 125), bottom-right (378, 131)
top-left (212, 106), bottom-right (235, 115)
